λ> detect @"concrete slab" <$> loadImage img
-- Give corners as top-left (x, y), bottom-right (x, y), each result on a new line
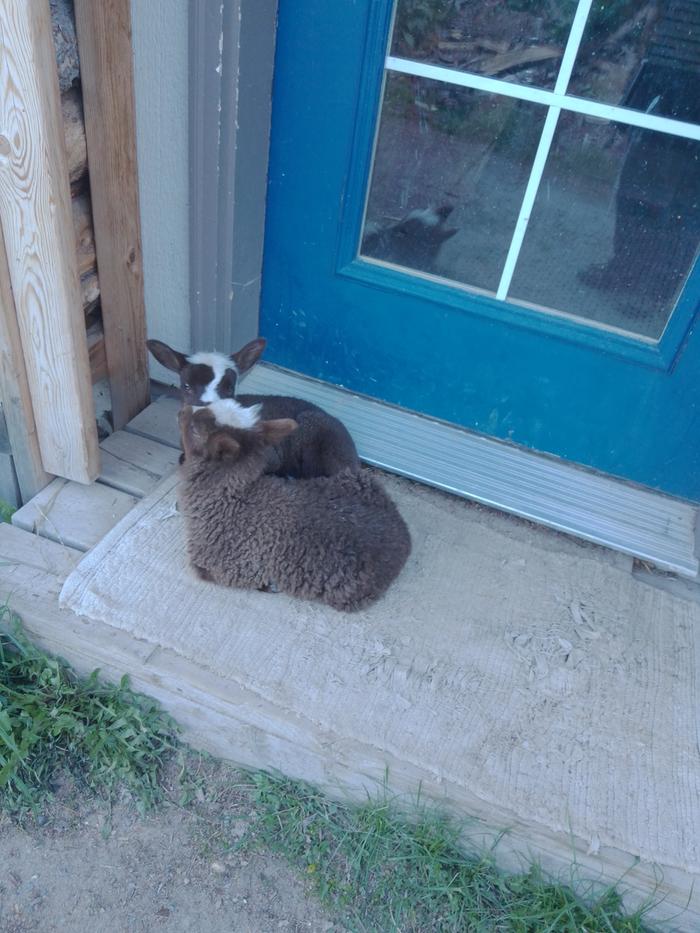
top-left (58, 469), bottom-right (700, 927)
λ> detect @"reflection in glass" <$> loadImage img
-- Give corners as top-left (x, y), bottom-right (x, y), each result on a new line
top-left (569, 1), bottom-right (700, 123)
top-left (361, 73), bottom-right (547, 293)
top-left (508, 112), bottom-right (700, 339)
top-left (390, 0), bottom-right (573, 89)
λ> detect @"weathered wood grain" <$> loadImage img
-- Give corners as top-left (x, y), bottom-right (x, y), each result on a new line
top-left (0, 520), bottom-right (80, 577)
top-left (125, 396), bottom-right (181, 449)
top-left (0, 0), bottom-right (99, 484)
top-left (99, 430), bottom-right (180, 497)
top-left (0, 226), bottom-right (52, 501)
top-left (11, 476), bottom-right (137, 551)
top-left (74, 0), bottom-right (150, 429)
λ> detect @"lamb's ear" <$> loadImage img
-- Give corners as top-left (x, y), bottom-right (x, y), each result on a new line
top-left (231, 337), bottom-right (266, 375)
top-left (260, 418), bottom-right (298, 444)
top-left (147, 339), bottom-right (188, 373)
top-left (180, 406), bottom-right (215, 456)
top-left (207, 431), bottom-right (241, 461)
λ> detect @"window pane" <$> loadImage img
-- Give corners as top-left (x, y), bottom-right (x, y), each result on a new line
top-left (361, 72), bottom-right (547, 293)
top-left (390, 0), bottom-right (577, 90)
top-left (568, 1), bottom-right (700, 124)
top-left (507, 111), bottom-right (700, 339)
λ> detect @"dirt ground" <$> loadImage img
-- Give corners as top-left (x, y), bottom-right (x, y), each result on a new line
top-left (0, 759), bottom-right (342, 933)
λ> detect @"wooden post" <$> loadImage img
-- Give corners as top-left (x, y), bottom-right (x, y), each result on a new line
top-left (0, 228), bottom-right (52, 502)
top-left (0, 0), bottom-right (99, 484)
top-left (74, 0), bottom-right (150, 430)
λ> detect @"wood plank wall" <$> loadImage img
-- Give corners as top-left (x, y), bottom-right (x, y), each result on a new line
top-left (74, 0), bottom-right (150, 429)
top-left (0, 1), bottom-right (99, 484)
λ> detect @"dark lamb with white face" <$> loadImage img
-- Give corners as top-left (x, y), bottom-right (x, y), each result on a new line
top-left (146, 337), bottom-right (361, 479)
top-left (146, 338), bottom-right (266, 406)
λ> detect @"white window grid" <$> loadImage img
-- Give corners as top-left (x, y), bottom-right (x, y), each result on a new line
top-left (383, 0), bottom-right (700, 305)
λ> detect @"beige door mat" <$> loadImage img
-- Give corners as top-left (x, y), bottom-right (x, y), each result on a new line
top-left (60, 469), bottom-right (700, 882)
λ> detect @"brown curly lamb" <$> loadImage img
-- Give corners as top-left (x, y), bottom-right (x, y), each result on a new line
top-left (177, 406), bottom-right (411, 612)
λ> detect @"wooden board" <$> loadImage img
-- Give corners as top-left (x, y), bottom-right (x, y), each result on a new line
top-left (0, 226), bottom-right (52, 501)
top-left (11, 477), bottom-right (137, 551)
top-left (0, 521), bottom-right (80, 577)
top-left (74, 0), bottom-right (150, 430)
top-left (0, 0), bottom-right (99, 484)
top-left (125, 396), bottom-right (181, 449)
top-left (99, 430), bottom-right (180, 497)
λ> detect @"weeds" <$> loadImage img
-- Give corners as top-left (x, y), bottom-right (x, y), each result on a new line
top-left (245, 771), bottom-right (653, 932)
top-left (0, 610), bottom-right (178, 815)
top-left (0, 499), bottom-right (15, 523)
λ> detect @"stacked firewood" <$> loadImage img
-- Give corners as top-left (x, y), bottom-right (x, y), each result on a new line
top-left (51, 0), bottom-right (105, 381)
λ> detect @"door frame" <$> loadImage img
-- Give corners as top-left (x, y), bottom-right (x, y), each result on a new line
top-left (188, 0), bottom-right (699, 576)
top-left (189, 0), bottom-right (278, 353)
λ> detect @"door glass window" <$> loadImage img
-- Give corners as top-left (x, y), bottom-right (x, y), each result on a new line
top-left (364, 73), bottom-right (547, 294)
top-left (361, 0), bottom-right (700, 341)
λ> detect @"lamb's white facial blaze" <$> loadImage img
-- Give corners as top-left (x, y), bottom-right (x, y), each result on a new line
top-left (193, 398), bottom-right (261, 429)
top-left (187, 351), bottom-right (238, 403)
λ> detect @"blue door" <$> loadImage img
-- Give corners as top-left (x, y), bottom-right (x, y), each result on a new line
top-left (261, 0), bottom-right (700, 502)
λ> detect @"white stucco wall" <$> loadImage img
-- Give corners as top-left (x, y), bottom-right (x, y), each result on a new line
top-left (131, 0), bottom-right (190, 385)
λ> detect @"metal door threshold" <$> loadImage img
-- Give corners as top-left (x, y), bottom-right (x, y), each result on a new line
top-left (243, 365), bottom-right (699, 578)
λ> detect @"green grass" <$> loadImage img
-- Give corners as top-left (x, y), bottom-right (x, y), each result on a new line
top-left (244, 772), bottom-right (654, 932)
top-left (0, 610), bottom-right (178, 815)
top-left (0, 499), bottom-right (15, 523)
top-left (0, 616), bottom-right (658, 930)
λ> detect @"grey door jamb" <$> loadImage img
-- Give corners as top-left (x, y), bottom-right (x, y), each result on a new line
top-left (189, 0), bottom-right (277, 353)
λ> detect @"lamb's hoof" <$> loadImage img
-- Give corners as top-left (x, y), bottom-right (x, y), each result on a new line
top-left (257, 581), bottom-right (280, 594)
top-left (178, 452), bottom-right (185, 465)
top-left (193, 565), bottom-right (214, 582)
